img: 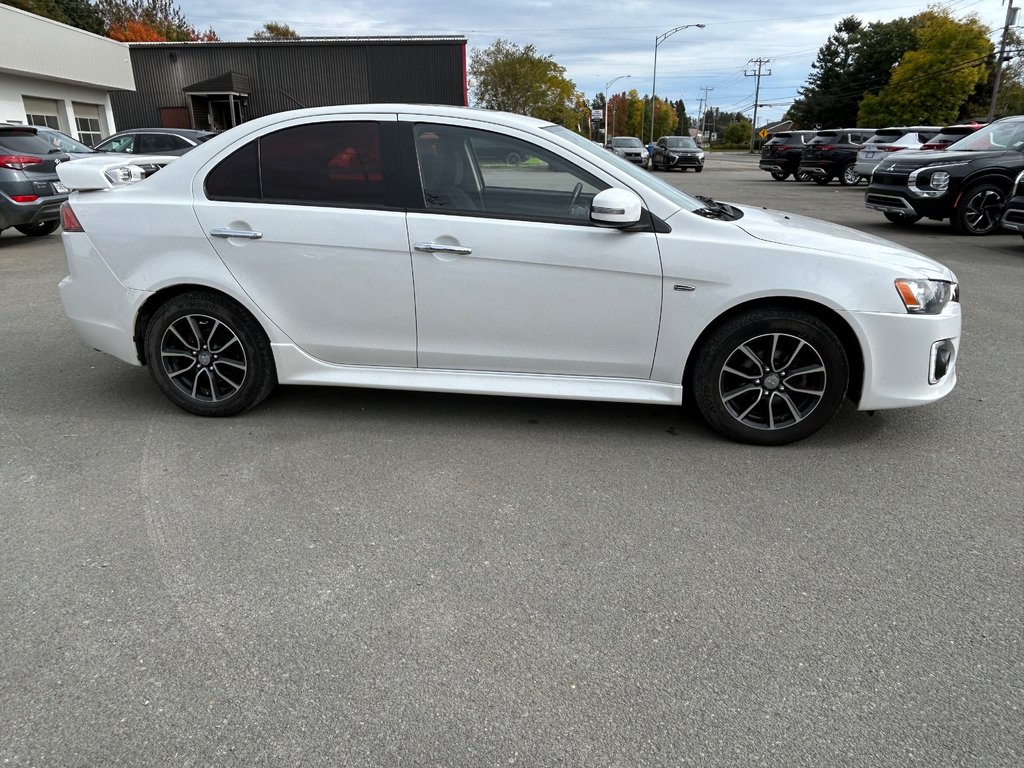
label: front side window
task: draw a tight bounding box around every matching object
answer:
[413,123,606,222]
[206,121,391,207]
[97,135,136,153]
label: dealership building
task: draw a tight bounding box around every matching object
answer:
[2,4,468,145]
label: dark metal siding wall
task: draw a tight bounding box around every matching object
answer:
[111,40,466,129]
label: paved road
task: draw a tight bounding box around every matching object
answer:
[1,160,1020,767]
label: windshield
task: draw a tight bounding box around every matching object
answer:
[545,126,703,212]
[665,137,696,149]
[946,120,1024,151]
[611,137,643,148]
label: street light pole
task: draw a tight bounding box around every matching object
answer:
[650,23,705,145]
[604,74,631,145]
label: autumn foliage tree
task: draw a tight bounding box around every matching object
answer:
[94,0,216,41]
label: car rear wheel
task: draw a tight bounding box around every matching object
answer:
[883,212,923,226]
[15,221,60,237]
[811,175,832,186]
[145,292,276,417]
[796,171,812,182]
[951,183,1006,235]
[692,309,849,445]
[839,164,861,186]
[770,171,790,181]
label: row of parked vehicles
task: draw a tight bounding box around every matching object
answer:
[0,123,214,239]
[761,117,1024,236]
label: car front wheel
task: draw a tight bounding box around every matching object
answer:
[811,175,832,186]
[145,292,276,416]
[15,221,60,236]
[951,183,1006,235]
[770,171,789,181]
[692,309,849,445]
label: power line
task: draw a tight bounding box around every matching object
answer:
[745,58,772,150]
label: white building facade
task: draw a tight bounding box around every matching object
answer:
[0,5,135,145]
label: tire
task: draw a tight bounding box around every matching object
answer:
[883,211,922,226]
[504,152,522,165]
[770,171,790,181]
[15,220,60,237]
[694,167,703,173]
[812,175,832,186]
[691,309,849,445]
[796,171,812,182]
[838,164,861,186]
[950,182,1006,235]
[144,291,276,417]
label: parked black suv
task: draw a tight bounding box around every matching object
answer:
[0,124,69,239]
[798,128,876,186]
[865,116,1024,235]
[758,130,818,180]
[651,135,704,172]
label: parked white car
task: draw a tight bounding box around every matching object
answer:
[853,126,942,181]
[56,104,960,445]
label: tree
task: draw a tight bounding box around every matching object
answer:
[857,10,992,126]
[94,0,216,41]
[2,0,105,34]
[250,21,299,40]
[107,17,163,40]
[469,39,583,131]
[787,17,863,128]
[723,118,752,145]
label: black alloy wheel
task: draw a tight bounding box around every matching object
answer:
[692,309,849,445]
[145,292,276,416]
[15,221,60,236]
[811,175,832,186]
[770,171,790,181]
[951,183,1006,235]
[796,171,813,182]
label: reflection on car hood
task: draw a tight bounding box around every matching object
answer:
[732,205,954,279]
[874,148,1016,171]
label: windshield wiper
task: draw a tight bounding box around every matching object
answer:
[694,195,742,221]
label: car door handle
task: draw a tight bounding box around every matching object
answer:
[210,227,263,240]
[414,242,472,255]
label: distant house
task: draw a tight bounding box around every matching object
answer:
[0,5,135,144]
[112,37,468,132]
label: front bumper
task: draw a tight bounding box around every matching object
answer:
[665,154,704,169]
[58,231,148,366]
[846,304,961,410]
[1000,196,1024,232]
[865,182,950,219]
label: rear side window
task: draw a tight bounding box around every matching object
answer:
[138,133,189,153]
[0,129,55,154]
[205,121,393,207]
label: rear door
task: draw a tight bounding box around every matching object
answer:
[192,115,417,367]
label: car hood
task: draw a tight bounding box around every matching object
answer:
[876,148,1018,170]
[731,205,954,279]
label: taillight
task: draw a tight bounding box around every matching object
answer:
[61,202,84,232]
[880,145,903,152]
[11,195,39,203]
[814,145,835,151]
[0,155,44,170]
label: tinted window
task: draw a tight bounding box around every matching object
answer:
[414,123,607,222]
[0,129,56,154]
[205,121,389,207]
[139,133,189,153]
[206,139,259,200]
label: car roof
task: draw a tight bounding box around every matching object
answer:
[873,126,942,136]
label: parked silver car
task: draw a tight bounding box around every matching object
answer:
[853,126,942,181]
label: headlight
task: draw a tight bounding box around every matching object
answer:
[895,279,958,314]
[929,171,950,191]
[697,151,705,159]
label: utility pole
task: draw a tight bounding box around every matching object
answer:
[698,85,713,144]
[988,1,1019,122]
[745,58,771,152]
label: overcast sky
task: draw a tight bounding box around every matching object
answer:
[176,0,1009,126]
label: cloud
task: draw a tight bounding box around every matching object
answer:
[176,1,1005,124]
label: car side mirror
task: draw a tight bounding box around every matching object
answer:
[590,188,643,228]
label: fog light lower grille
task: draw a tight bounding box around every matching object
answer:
[930,339,956,384]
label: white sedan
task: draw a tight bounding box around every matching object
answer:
[56,104,960,445]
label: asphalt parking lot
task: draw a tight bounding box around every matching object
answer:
[1,155,1020,767]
